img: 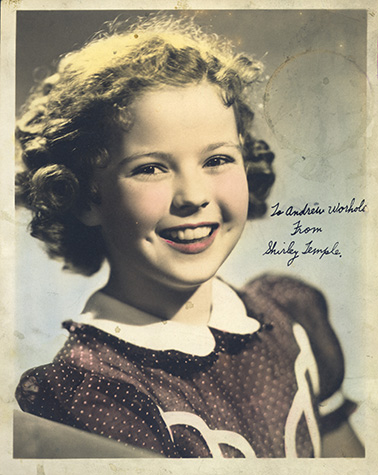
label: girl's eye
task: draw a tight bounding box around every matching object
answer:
[131,164,167,178]
[204,155,234,168]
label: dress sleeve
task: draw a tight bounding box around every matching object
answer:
[15,364,178,457]
[243,274,358,435]
[16,364,84,427]
[245,274,345,401]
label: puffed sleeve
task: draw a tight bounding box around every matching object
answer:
[242,274,357,434]
[16,364,178,457]
[246,274,344,399]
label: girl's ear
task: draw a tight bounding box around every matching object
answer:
[76,205,102,227]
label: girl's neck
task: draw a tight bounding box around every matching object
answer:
[102,271,213,326]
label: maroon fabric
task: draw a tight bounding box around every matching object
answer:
[16,275,344,458]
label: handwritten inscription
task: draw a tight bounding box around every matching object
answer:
[263,240,341,266]
[263,241,299,266]
[263,198,366,266]
[291,220,322,236]
[270,198,366,218]
[271,202,325,217]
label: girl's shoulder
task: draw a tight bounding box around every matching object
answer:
[15,361,85,426]
[15,359,178,456]
[239,273,344,401]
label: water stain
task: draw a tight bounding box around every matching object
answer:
[263,49,369,161]
[36,464,46,475]
[0,211,14,224]
[3,0,21,7]
[174,0,189,10]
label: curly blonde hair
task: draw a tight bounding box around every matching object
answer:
[16,13,275,275]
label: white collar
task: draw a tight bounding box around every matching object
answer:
[80,278,260,357]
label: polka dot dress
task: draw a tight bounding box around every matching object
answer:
[16,275,344,458]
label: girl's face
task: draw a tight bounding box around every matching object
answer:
[92,83,249,291]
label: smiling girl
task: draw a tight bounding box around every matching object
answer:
[15,13,362,458]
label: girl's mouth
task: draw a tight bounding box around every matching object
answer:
[159,224,219,254]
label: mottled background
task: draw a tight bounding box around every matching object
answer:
[15,10,367,441]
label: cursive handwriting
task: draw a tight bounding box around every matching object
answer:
[263,241,299,266]
[291,220,322,236]
[302,240,342,259]
[263,240,342,266]
[328,198,367,214]
[270,198,367,218]
[265,197,364,266]
[271,202,324,217]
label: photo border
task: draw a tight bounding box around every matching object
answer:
[1,1,377,473]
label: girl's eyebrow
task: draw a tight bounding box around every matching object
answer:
[118,152,173,167]
[118,142,242,167]
[200,142,243,154]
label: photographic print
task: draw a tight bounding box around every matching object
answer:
[1,1,377,473]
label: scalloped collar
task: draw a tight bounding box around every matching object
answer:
[80,278,260,357]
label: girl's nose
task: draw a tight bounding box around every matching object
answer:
[171,172,210,213]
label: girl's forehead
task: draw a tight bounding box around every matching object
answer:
[128,83,237,128]
[122,84,239,148]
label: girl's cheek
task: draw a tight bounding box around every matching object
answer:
[218,169,249,216]
[117,183,171,223]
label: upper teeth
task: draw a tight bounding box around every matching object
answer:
[167,226,212,241]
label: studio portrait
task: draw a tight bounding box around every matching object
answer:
[1,5,372,468]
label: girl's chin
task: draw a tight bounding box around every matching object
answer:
[137,262,219,292]
[107,232,238,290]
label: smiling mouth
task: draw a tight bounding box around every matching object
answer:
[159,224,219,243]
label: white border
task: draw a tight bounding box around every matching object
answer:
[1,0,377,473]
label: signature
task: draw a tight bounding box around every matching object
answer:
[263,240,342,266]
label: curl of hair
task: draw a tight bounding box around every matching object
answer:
[16,13,275,275]
[244,138,275,219]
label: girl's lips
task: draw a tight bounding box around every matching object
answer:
[159,223,219,254]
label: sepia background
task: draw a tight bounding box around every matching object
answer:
[15,9,367,443]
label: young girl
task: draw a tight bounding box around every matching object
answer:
[15,13,361,458]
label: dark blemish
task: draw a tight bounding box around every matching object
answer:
[302,156,306,160]
[113,51,117,55]
[369,11,375,17]
[134,34,139,39]
[14,331,25,340]
[258,323,274,332]
[323,77,329,85]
